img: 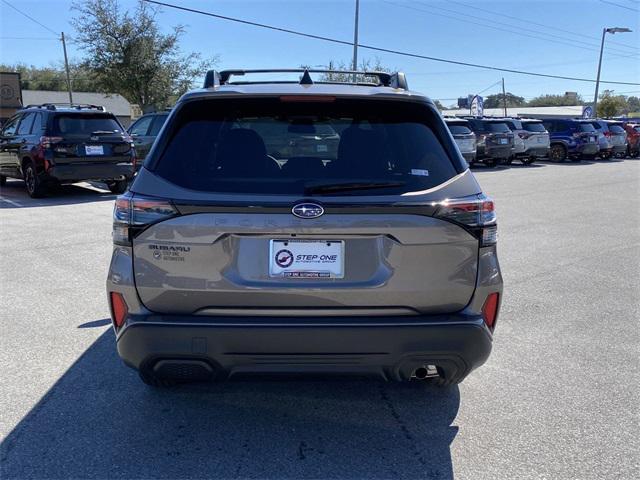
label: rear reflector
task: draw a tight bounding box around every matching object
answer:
[482,292,499,330]
[109,292,128,328]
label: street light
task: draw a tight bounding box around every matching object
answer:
[593,27,632,117]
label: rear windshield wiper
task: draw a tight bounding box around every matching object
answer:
[304,181,405,194]
[91,130,120,135]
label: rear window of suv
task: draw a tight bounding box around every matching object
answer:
[153,98,458,196]
[53,114,122,136]
[485,122,511,133]
[446,123,473,135]
[608,124,625,134]
[523,122,546,133]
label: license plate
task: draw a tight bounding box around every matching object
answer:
[537,136,545,143]
[269,239,344,278]
[590,136,596,143]
[85,145,104,155]
[499,138,508,145]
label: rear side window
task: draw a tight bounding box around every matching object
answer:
[53,114,122,136]
[129,116,153,136]
[17,113,35,134]
[31,113,44,134]
[446,123,472,135]
[523,122,546,133]
[153,98,458,196]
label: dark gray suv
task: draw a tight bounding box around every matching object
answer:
[107,69,503,387]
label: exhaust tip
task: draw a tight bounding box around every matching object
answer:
[411,364,439,380]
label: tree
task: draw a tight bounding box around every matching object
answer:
[527,93,583,107]
[312,58,392,83]
[597,90,627,118]
[71,0,216,111]
[625,96,640,114]
[484,92,526,109]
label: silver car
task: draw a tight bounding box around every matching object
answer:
[107,69,503,387]
[444,118,476,165]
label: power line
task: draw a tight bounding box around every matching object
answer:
[1,0,59,36]
[398,0,638,59]
[143,0,640,86]
[0,36,59,40]
[450,0,639,53]
[599,0,639,11]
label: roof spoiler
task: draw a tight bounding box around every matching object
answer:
[203,68,408,90]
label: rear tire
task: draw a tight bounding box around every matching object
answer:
[549,144,566,162]
[23,161,47,198]
[0,175,6,186]
[484,159,498,168]
[521,156,535,165]
[107,179,128,194]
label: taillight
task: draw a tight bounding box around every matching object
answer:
[477,134,486,145]
[113,194,178,245]
[518,132,532,139]
[39,136,63,149]
[109,292,128,329]
[604,131,612,138]
[433,194,497,246]
[482,292,499,330]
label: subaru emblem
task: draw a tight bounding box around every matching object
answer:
[292,202,324,219]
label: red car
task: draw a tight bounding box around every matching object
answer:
[622,121,640,157]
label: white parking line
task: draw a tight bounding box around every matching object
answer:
[0,196,22,207]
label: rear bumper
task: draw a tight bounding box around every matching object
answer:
[116,314,493,384]
[611,144,627,154]
[524,146,549,157]
[573,143,599,156]
[483,145,512,159]
[48,162,134,182]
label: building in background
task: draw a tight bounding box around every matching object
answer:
[443,105,585,118]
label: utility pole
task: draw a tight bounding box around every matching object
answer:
[352,0,359,83]
[502,77,507,117]
[61,32,73,105]
[593,27,632,118]
[593,28,606,119]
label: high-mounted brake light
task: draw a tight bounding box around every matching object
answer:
[433,194,497,246]
[279,95,336,102]
[112,194,178,245]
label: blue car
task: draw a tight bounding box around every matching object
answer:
[541,118,599,162]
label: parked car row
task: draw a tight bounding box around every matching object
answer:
[445,115,639,167]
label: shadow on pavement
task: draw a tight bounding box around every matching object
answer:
[0,180,116,209]
[0,329,460,479]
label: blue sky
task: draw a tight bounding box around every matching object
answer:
[1,0,639,106]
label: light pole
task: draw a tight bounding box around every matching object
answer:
[352,0,360,83]
[593,27,632,118]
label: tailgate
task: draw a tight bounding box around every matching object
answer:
[132,213,479,316]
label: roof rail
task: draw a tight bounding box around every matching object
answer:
[23,103,105,111]
[203,68,409,90]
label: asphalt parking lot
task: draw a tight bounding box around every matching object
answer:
[1,158,638,480]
